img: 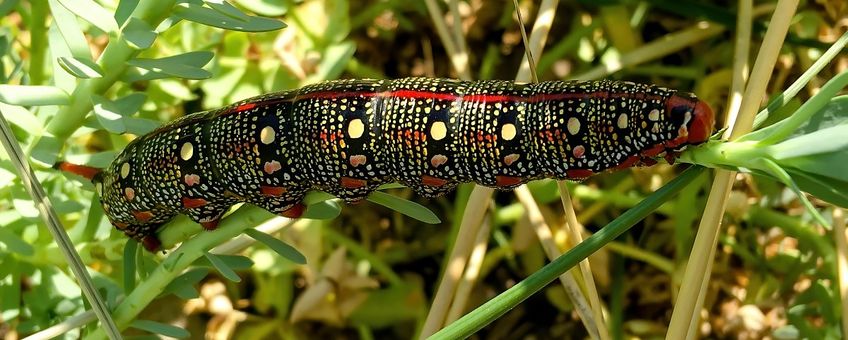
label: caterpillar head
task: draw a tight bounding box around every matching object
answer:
[666,92,715,145]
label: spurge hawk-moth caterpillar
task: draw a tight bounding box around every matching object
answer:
[59,77,715,251]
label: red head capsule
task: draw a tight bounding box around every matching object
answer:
[666,93,715,145]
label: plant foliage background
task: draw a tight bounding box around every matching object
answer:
[0,0,847,339]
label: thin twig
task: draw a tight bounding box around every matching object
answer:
[0,110,121,339]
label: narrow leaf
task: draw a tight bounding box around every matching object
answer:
[205,0,251,21]
[130,320,190,338]
[48,0,91,59]
[174,3,286,32]
[127,51,214,80]
[0,103,42,134]
[0,85,70,106]
[245,229,306,264]
[771,125,848,159]
[57,0,120,33]
[760,158,830,227]
[302,199,341,220]
[367,191,441,224]
[162,268,209,298]
[122,240,137,292]
[58,56,103,78]
[232,0,287,16]
[0,228,34,256]
[786,168,848,208]
[203,251,241,282]
[114,0,139,26]
[92,96,126,133]
[122,17,156,50]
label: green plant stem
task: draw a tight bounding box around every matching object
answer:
[757,70,848,145]
[30,0,178,163]
[752,30,848,129]
[28,0,48,85]
[85,206,275,340]
[428,167,705,339]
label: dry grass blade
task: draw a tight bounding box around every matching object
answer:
[835,208,848,338]
[514,186,601,340]
[666,0,799,338]
[445,211,492,323]
[0,112,121,338]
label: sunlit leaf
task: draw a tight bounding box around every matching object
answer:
[58,56,103,78]
[232,0,287,16]
[48,0,91,59]
[127,51,214,80]
[57,0,120,33]
[205,0,250,22]
[174,3,286,32]
[0,85,70,106]
[0,103,42,134]
[92,96,126,134]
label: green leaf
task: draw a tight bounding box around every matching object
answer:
[244,229,306,264]
[57,56,103,78]
[90,93,146,134]
[130,320,191,338]
[124,118,160,135]
[770,125,848,159]
[114,0,138,26]
[0,85,70,106]
[127,51,214,80]
[232,0,287,16]
[0,103,43,134]
[0,228,34,256]
[785,168,848,208]
[92,96,126,133]
[367,191,441,224]
[174,3,286,32]
[760,158,830,227]
[122,240,137,292]
[162,268,208,299]
[122,17,157,50]
[203,251,242,282]
[57,0,120,33]
[48,0,91,59]
[302,199,341,220]
[205,0,251,22]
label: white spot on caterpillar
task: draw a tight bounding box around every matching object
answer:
[431,121,447,140]
[180,142,194,161]
[617,114,628,129]
[120,162,130,179]
[649,109,660,121]
[260,126,276,145]
[567,118,581,135]
[348,119,365,139]
[501,123,517,141]
[124,187,135,201]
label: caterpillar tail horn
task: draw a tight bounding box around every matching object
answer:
[54,162,103,181]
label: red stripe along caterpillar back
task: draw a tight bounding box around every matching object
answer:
[62,77,714,251]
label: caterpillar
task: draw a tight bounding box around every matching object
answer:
[60,77,714,251]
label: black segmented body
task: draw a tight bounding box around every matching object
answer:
[92,77,714,250]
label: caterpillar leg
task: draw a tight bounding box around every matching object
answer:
[183,199,236,231]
